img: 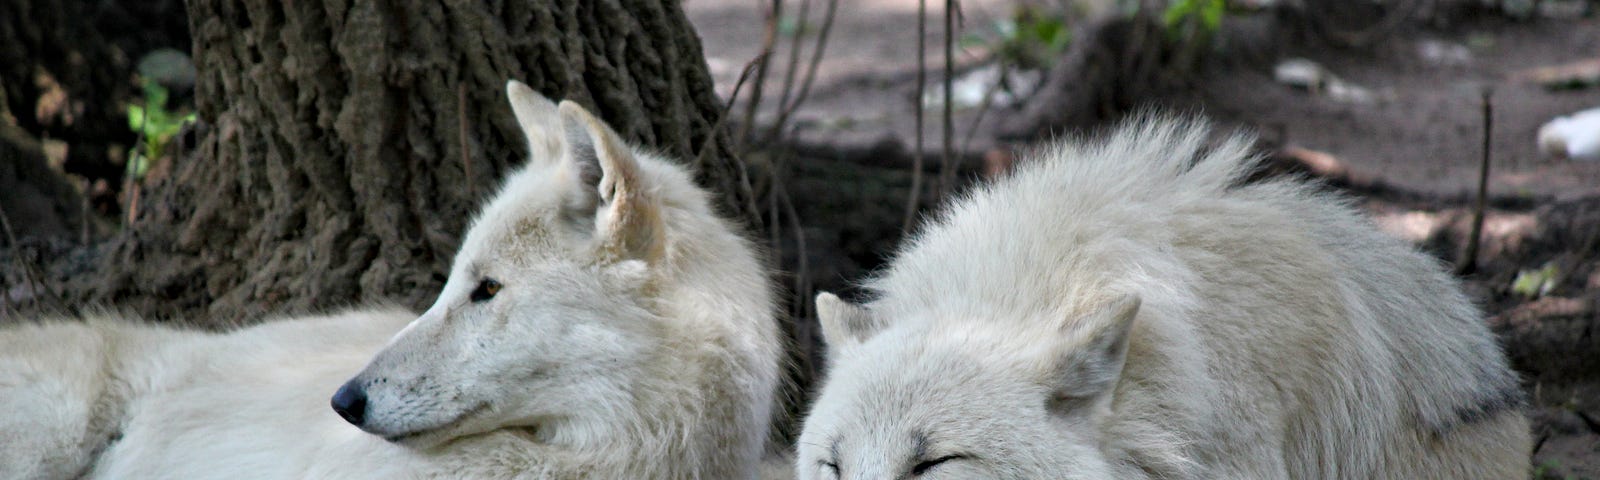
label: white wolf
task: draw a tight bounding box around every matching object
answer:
[0,81,782,479]
[797,117,1531,479]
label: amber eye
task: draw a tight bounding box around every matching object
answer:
[470,278,501,302]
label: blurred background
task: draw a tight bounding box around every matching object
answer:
[0,0,1596,475]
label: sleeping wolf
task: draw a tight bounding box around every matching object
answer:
[798,117,1530,479]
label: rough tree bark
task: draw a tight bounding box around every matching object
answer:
[57,0,761,325]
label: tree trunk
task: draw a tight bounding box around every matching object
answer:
[57,0,759,324]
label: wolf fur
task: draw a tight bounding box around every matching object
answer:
[0,81,781,479]
[798,117,1531,479]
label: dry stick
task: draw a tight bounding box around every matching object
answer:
[775,0,841,126]
[765,148,810,320]
[738,0,783,152]
[901,0,929,236]
[771,0,814,141]
[767,153,784,275]
[128,183,142,226]
[937,0,958,197]
[1457,88,1493,276]
[695,53,769,169]
[778,179,811,321]
[458,83,475,199]
[125,101,151,227]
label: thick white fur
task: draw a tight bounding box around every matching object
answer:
[798,117,1530,479]
[0,81,781,479]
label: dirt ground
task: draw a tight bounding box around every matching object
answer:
[688,1,1600,476]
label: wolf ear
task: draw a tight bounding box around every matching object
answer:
[816,292,882,351]
[1046,294,1140,417]
[556,100,664,262]
[506,80,563,161]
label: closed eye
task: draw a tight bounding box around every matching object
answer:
[470,278,501,302]
[911,454,966,475]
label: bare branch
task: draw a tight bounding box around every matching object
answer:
[738,0,783,152]
[771,0,815,141]
[902,0,929,235]
[775,0,841,127]
[1457,87,1493,276]
[938,0,959,196]
[697,53,769,168]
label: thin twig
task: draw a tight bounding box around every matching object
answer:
[767,156,784,270]
[738,0,783,152]
[775,0,841,128]
[901,0,929,235]
[1457,87,1492,276]
[125,100,151,227]
[696,53,769,169]
[938,0,959,196]
[458,83,475,199]
[1576,410,1600,436]
[771,0,815,141]
[775,176,810,321]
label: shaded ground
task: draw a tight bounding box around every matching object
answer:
[689,2,1600,477]
[1187,16,1600,201]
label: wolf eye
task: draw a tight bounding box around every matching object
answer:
[818,460,840,478]
[911,455,965,475]
[470,278,502,302]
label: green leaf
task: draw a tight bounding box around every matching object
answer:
[127,104,148,131]
[1163,0,1195,28]
[1511,263,1560,298]
[142,80,170,110]
[1201,0,1224,31]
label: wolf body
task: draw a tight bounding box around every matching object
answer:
[798,118,1530,479]
[0,81,782,479]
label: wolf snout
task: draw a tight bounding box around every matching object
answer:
[331,379,369,427]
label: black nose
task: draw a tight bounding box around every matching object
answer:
[331,380,368,427]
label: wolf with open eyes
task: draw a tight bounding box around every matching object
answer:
[798,118,1530,479]
[0,81,782,479]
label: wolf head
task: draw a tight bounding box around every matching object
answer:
[331,81,681,450]
[796,293,1142,480]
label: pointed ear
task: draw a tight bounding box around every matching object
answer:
[557,100,664,262]
[816,292,883,351]
[505,80,563,161]
[1046,294,1140,416]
